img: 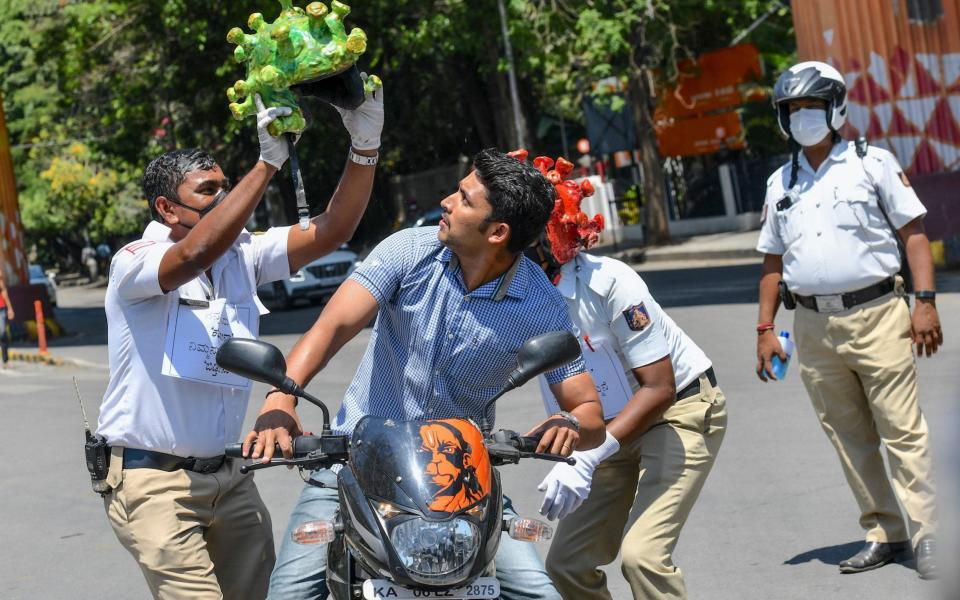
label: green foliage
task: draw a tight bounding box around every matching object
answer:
[0,0,796,269]
[521,0,794,150]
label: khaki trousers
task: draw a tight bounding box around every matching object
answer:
[103,447,275,599]
[794,294,936,547]
[546,374,726,600]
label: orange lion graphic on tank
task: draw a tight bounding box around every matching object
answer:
[417,419,492,513]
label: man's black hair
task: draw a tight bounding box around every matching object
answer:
[142,149,218,222]
[473,148,556,254]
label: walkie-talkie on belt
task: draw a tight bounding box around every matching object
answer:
[75,377,111,495]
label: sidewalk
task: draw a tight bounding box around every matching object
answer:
[601,229,762,271]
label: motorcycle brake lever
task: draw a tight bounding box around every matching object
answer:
[239,460,288,474]
[523,452,577,465]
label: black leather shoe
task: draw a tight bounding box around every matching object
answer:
[915,537,937,580]
[838,541,912,574]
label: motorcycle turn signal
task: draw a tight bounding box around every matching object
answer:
[505,517,553,542]
[291,519,337,545]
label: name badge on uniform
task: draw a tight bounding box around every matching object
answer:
[161,297,255,389]
[538,337,632,420]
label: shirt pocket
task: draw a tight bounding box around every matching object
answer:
[834,190,885,230]
[775,202,803,245]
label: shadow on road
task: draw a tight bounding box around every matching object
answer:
[638,264,760,307]
[784,541,917,571]
[638,263,960,309]
[21,264,960,346]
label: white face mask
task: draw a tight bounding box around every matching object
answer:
[789,108,830,146]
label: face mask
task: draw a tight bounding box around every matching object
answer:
[168,189,228,228]
[789,108,830,146]
[524,237,563,285]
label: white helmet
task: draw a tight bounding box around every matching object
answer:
[773,61,847,138]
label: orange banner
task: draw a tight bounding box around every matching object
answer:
[655,44,765,120]
[793,0,960,174]
[0,96,28,285]
[655,111,746,157]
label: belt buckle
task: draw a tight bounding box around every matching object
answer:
[814,294,844,313]
[193,457,223,474]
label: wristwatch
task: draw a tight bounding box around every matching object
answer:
[348,148,379,166]
[554,411,581,433]
[914,290,936,301]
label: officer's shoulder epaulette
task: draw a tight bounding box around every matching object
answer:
[251,230,267,236]
[766,169,781,188]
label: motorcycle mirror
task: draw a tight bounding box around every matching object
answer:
[507,331,582,389]
[216,339,291,390]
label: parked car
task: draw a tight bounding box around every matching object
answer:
[29,264,58,307]
[257,247,360,309]
[402,206,444,229]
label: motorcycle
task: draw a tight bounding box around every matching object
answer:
[216,331,582,600]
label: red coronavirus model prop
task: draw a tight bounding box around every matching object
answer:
[508,149,604,264]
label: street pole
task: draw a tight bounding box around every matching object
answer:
[497,0,527,149]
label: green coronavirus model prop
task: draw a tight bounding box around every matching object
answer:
[226,0,381,136]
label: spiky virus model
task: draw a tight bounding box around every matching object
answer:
[226,0,381,136]
[509,149,604,265]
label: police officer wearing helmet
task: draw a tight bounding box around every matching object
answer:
[756,61,942,579]
[528,158,726,600]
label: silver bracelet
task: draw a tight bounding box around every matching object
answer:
[348,148,378,166]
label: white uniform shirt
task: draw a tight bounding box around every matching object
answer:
[554,253,711,393]
[756,141,926,296]
[96,221,291,458]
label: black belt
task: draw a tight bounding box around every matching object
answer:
[676,368,717,401]
[794,277,895,313]
[123,448,226,474]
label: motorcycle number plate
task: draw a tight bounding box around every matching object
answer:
[362,577,500,599]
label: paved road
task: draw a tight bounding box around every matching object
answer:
[3,267,959,599]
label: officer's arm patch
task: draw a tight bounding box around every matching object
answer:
[622,303,651,332]
[898,171,911,187]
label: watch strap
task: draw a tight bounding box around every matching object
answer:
[555,410,580,433]
[914,290,936,300]
[348,148,378,166]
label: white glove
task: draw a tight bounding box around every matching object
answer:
[538,430,620,521]
[335,73,384,151]
[255,94,293,169]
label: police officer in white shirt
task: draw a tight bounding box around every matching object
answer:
[97,88,384,600]
[756,61,942,579]
[528,159,726,600]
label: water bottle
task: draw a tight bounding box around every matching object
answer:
[769,331,794,380]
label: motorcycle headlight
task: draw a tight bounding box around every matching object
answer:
[389,517,480,584]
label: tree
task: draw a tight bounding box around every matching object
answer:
[522,0,792,245]
[1,0,550,267]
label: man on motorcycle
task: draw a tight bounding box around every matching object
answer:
[248,148,606,600]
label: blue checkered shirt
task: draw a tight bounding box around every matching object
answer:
[332,226,585,436]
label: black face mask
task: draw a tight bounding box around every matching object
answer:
[168,189,228,227]
[524,236,563,285]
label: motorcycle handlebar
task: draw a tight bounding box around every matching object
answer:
[486,430,576,465]
[225,435,348,460]
[516,436,541,453]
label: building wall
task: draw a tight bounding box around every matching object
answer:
[793,0,960,245]
[0,97,28,285]
[793,0,960,174]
